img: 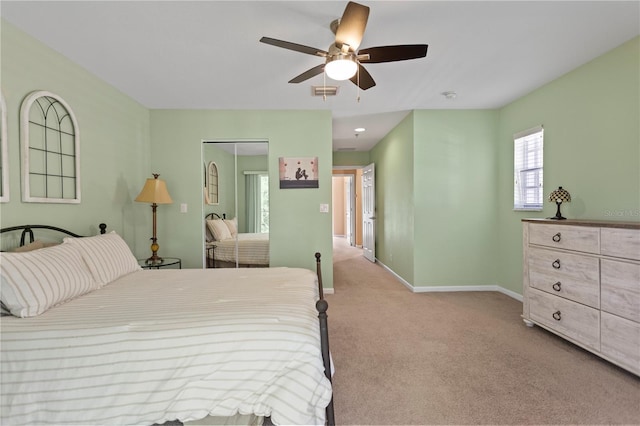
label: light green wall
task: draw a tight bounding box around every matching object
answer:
[496,36,640,294]
[149,110,334,287]
[333,150,371,167]
[0,20,151,254]
[413,110,499,286]
[370,113,415,284]
[371,110,499,288]
[370,37,637,293]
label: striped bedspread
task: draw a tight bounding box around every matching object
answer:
[211,233,269,265]
[1,268,332,426]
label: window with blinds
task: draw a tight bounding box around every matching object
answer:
[514,126,543,210]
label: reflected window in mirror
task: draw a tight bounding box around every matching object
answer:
[245,172,269,233]
[206,161,219,205]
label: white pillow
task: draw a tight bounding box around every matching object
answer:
[63,231,141,286]
[224,217,238,237]
[207,219,233,241]
[0,243,98,317]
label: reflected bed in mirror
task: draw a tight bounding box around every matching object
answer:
[205,213,269,268]
[202,141,269,268]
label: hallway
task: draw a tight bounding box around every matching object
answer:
[332,236,363,264]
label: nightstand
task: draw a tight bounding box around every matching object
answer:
[138,257,182,269]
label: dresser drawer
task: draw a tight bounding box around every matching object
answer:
[529,224,600,253]
[528,247,600,308]
[529,288,600,351]
[601,259,640,323]
[601,311,640,376]
[601,228,640,261]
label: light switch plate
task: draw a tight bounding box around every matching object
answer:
[320,203,329,213]
[180,203,188,213]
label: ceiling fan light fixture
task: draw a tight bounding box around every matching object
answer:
[325,53,358,81]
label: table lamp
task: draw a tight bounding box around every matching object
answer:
[135,173,173,263]
[548,186,571,220]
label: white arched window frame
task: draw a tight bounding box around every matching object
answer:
[0,92,9,203]
[20,91,81,203]
[206,161,219,205]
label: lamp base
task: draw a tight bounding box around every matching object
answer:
[547,201,566,220]
[145,255,164,265]
[146,241,162,264]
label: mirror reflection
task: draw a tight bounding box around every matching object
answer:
[202,141,269,268]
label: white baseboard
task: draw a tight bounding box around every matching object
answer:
[376,259,523,302]
[323,287,335,295]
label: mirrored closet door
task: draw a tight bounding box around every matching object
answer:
[202,141,269,268]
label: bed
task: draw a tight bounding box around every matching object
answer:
[205,213,269,268]
[0,224,334,426]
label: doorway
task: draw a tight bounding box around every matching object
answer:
[332,168,363,248]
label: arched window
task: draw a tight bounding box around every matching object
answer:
[20,91,80,203]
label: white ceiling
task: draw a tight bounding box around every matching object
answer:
[2,1,638,151]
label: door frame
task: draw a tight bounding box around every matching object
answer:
[332,165,370,253]
[331,173,356,245]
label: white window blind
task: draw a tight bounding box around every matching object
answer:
[514,125,544,210]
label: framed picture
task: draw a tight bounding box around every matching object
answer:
[279,157,319,189]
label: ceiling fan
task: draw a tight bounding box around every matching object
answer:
[260,1,428,90]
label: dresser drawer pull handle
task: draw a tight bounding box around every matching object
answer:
[552,311,562,321]
[552,259,561,269]
[552,282,562,291]
[552,232,561,242]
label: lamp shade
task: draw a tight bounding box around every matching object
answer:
[135,174,173,204]
[325,54,358,81]
[548,186,571,204]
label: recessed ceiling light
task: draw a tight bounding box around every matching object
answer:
[441,91,457,100]
[354,127,365,132]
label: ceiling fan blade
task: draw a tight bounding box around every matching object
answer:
[335,1,370,51]
[260,37,328,57]
[358,45,428,63]
[349,63,376,90]
[289,64,326,84]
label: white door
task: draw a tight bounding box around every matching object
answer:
[362,163,376,262]
[344,176,354,246]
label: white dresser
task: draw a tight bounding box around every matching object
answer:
[522,219,640,375]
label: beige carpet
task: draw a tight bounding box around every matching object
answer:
[326,237,640,425]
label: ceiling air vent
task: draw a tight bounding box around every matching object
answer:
[312,86,339,97]
[337,147,356,151]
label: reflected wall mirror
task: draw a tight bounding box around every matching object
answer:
[202,140,269,269]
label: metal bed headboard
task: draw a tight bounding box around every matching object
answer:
[205,212,225,220]
[0,223,107,248]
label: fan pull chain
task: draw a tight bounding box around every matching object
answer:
[323,71,327,102]
[357,65,361,103]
